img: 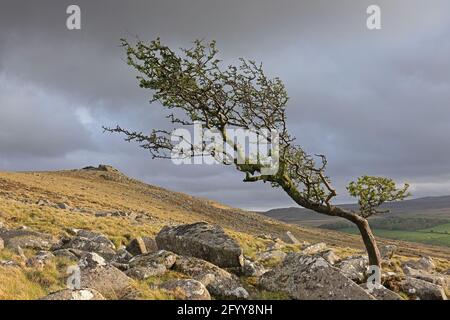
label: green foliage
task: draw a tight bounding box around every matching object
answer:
[347,176,410,217]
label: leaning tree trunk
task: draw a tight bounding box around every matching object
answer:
[353,217,382,269]
[279,176,382,269]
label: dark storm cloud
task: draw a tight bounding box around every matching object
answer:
[1,0,450,209]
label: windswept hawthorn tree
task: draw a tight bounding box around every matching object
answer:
[105,38,410,270]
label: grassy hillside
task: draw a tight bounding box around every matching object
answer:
[1,166,449,259]
[1,166,450,299]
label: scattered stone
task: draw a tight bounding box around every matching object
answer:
[36,199,51,206]
[56,202,70,210]
[26,251,55,270]
[53,230,116,261]
[302,242,328,255]
[16,245,27,260]
[0,260,20,267]
[41,289,106,300]
[83,164,120,172]
[0,227,56,250]
[380,245,397,260]
[285,231,300,245]
[156,222,244,268]
[0,237,4,250]
[112,248,133,264]
[95,211,128,218]
[257,234,276,241]
[359,283,403,300]
[403,256,435,273]
[266,241,284,251]
[402,266,448,289]
[242,258,266,277]
[160,279,211,300]
[125,250,178,280]
[142,236,158,252]
[79,252,107,269]
[126,237,148,256]
[173,255,249,299]
[321,250,340,265]
[112,262,130,271]
[400,277,447,300]
[78,253,133,299]
[259,253,374,300]
[336,256,368,283]
[53,248,83,260]
[256,250,287,263]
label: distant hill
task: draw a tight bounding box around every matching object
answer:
[262,195,450,226]
[261,196,450,247]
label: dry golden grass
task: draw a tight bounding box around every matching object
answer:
[0,167,449,300]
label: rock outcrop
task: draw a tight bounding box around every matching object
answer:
[259,253,375,300]
[335,255,368,283]
[173,255,249,299]
[400,277,447,300]
[53,229,116,261]
[126,237,158,256]
[41,289,106,300]
[125,250,178,280]
[77,252,134,299]
[0,227,56,250]
[160,279,211,300]
[156,222,244,268]
[359,283,403,300]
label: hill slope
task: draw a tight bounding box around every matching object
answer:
[0,165,449,261]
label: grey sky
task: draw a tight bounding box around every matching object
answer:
[1,0,449,210]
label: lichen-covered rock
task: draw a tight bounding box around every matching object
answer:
[0,260,20,268]
[402,266,449,290]
[259,253,375,300]
[336,256,368,283]
[125,250,178,280]
[77,252,133,299]
[156,222,243,268]
[80,265,133,299]
[403,256,435,273]
[53,229,116,261]
[302,242,327,255]
[173,255,249,299]
[0,227,56,250]
[26,251,55,270]
[160,279,211,300]
[321,250,340,265]
[79,252,107,268]
[256,249,286,263]
[126,237,158,256]
[380,245,397,260]
[285,231,300,245]
[359,283,403,300]
[52,248,84,260]
[112,247,133,264]
[41,289,106,300]
[242,258,266,277]
[400,277,447,300]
